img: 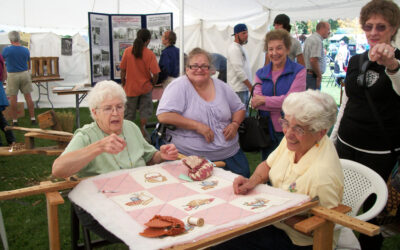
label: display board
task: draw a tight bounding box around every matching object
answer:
[88,12,173,85]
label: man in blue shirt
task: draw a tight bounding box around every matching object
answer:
[157,30,179,88]
[2,31,36,125]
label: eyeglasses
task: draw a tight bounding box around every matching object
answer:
[279,118,310,137]
[362,23,387,32]
[96,104,125,114]
[188,64,210,70]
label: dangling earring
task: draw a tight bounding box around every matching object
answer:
[315,141,319,147]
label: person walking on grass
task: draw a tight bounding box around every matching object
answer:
[2,30,36,126]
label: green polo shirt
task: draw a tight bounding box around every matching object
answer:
[62,120,157,177]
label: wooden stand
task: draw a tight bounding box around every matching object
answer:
[30,57,64,108]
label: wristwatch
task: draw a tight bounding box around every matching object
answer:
[386,60,400,74]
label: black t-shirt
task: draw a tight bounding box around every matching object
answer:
[338,50,400,151]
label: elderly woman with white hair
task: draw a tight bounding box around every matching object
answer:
[52,80,178,178]
[52,80,178,244]
[214,90,344,250]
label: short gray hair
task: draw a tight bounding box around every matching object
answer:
[87,80,127,120]
[282,90,337,132]
[8,31,20,43]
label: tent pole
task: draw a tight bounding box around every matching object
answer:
[179,0,184,76]
[23,0,26,27]
[200,19,204,48]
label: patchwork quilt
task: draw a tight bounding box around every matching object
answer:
[69,160,310,249]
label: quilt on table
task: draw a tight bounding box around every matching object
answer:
[69,160,310,249]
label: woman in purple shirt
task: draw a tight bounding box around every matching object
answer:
[252,29,306,160]
[157,48,250,177]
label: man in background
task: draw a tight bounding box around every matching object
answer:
[303,21,331,89]
[211,53,227,82]
[265,14,305,66]
[227,23,252,108]
[2,30,36,126]
[157,30,179,89]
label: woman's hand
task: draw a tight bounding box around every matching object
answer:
[99,133,127,154]
[160,144,179,161]
[223,122,239,141]
[233,176,257,195]
[196,123,215,143]
[369,43,398,69]
[251,95,266,108]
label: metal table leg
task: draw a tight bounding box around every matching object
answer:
[35,82,54,109]
[75,93,87,128]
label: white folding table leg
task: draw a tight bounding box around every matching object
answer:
[0,208,9,250]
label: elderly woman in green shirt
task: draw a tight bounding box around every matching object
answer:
[52,80,178,178]
[52,80,178,244]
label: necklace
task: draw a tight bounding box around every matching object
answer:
[101,130,134,169]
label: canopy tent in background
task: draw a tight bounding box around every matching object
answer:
[1,0,400,108]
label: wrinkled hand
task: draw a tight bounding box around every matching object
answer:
[233,176,256,195]
[99,133,126,154]
[251,95,265,108]
[196,122,214,143]
[223,123,239,141]
[160,144,179,161]
[369,43,397,68]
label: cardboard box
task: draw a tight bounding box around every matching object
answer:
[2,102,25,121]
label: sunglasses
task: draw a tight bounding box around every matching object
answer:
[362,23,387,32]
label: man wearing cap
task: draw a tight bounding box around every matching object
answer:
[265,14,305,66]
[227,24,252,108]
[303,21,331,89]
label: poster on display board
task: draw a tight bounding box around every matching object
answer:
[89,13,111,83]
[88,12,173,85]
[111,15,142,79]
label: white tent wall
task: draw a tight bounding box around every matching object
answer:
[0,32,91,108]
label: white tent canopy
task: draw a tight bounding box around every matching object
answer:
[1,0,399,108]
[0,0,384,32]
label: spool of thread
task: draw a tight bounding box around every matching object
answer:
[187,216,204,227]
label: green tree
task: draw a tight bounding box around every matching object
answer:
[328,19,340,33]
[295,21,309,34]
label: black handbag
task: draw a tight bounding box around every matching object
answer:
[238,83,271,152]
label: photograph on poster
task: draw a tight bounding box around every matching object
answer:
[93,64,102,77]
[93,53,101,62]
[101,50,110,61]
[102,65,110,76]
[61,38,72,56]
[92,27,101,45]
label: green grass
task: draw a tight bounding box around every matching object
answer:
[1,81,399,249]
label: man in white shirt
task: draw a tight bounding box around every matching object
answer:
[227,24,252,108]
[303,21,331,90]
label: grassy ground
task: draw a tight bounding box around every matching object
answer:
[0,76,399,249]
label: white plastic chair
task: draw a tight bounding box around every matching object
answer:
[336,159,388,250]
